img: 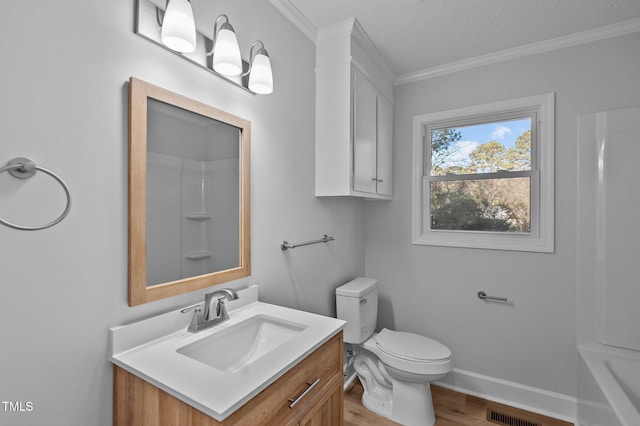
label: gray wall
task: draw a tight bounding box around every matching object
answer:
[0,1,363,425]
[365,32,640,397]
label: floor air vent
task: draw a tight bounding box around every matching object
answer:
[487,408,541,426]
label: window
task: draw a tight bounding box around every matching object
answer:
[412,94,554,252]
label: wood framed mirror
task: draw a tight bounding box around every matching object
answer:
[128,77,250,306]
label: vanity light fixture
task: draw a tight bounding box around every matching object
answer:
[155,2,273,94]
[245,41,273,95]
[160,0,197,53]
[207,14,243,76]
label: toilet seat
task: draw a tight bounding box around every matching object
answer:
[376,328,451,362]
[363,329,453,376]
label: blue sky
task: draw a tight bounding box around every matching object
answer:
[459,118,531,149]
[436,118,531,168]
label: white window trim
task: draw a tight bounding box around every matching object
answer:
[412,93,555,252]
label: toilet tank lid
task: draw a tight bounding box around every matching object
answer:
[336,277,378,297]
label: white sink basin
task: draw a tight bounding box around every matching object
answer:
[177,315,307,373]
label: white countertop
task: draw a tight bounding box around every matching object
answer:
[109,286,345,421]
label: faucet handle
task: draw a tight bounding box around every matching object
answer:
[204,288,238,320]
[187,308,202,333]
[216,299,229,320]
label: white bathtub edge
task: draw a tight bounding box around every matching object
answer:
[435,367,577,424]
[578,343,640,426]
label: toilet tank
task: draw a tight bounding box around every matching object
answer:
[335,277,378,344]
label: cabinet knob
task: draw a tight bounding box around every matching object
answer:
[377,178,384,183]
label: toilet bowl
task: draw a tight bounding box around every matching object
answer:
[336,278,452,426]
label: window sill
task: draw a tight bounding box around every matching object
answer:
[412,230,554,253]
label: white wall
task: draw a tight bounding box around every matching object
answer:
[364,32,640,399]
[0,1,364,425]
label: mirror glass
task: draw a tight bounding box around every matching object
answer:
[128,77,251,306]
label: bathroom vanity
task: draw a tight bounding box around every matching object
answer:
[110,286,345,425]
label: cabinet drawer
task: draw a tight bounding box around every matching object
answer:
[225,332,343,425]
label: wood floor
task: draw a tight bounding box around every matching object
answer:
[344,379,572,426]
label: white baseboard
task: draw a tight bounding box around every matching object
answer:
[435,368,577,424]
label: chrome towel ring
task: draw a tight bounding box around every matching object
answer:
[0,157,71,230]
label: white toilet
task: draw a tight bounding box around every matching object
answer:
[336,277,452,426]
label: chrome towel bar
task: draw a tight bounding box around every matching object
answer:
[477,291,508,303]
[281,234,335,251]
[0,157,71,231]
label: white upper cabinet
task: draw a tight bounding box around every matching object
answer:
[315,19,394,199]
[375,85,393,196]
[352,67,378,194]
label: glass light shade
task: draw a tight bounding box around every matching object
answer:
[161,0,197,53]
[212,27,242,76]
[248,52,273,94]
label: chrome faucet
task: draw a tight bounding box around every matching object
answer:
[185,288,239,333]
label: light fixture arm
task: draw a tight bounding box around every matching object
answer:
[155,6,164,27]
[155,0,169,26]
[242,40,267,77]
[206,14,232,57]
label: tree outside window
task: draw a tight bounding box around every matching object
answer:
[428,118,532,233]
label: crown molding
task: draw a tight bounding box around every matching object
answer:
[269,0,318,42]
[351,18,395,82]
[396,17,640,86]
[268,3,640,87]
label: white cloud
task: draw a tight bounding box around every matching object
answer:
[449,140,479,164]
[491,125,513,140]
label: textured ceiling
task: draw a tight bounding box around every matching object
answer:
[283,0,640,77]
